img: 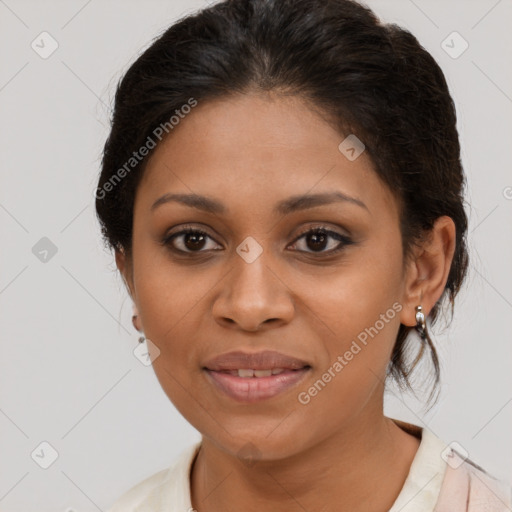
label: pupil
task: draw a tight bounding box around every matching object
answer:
[308,231,327,251]
[185,233,206,250]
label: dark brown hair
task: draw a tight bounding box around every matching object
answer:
[96,0,469,409]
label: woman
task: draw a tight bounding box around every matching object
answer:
[95,0,512,510]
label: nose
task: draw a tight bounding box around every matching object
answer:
[212,251,295,332]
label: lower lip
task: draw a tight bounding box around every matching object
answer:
[204,368,311,403]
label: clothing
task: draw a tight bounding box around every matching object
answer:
[107,418,512,511]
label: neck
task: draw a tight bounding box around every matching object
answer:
[190,411,421,512]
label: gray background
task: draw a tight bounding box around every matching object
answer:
[0,0,511,510]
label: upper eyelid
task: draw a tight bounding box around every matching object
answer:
[167,224,345,238]
[292,225,346,239]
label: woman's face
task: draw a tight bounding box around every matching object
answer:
[119,92,418,459]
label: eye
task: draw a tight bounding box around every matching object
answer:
[162,227,222,253]
[162,225,353,256]
[289,227,353,255]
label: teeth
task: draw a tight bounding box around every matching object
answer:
[235,368,287,378]
[254,369,272,377]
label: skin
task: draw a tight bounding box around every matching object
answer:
[117,91,456,512]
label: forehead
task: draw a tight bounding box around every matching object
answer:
[137,92,398,220]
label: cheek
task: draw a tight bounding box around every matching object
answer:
[131,236,210,336]
[292,241,403,407]
[295,289,402,430]
[300,244,404,349]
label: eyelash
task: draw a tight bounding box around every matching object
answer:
[161,224,354,257]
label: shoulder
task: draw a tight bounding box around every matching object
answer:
[106,441,201,512]
[435,447,512,511]
[391,420,512,512]
[465,458,512,511]
[106,467,171,512]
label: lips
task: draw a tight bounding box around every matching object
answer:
[203,350,311,372]
[219,368,289,377]
[202,350,312,402]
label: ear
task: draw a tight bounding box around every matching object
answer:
[115,248,136,302]
[399,216,456,327]
[116,248,144,332]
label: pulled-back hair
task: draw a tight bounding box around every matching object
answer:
[96,0,469,408]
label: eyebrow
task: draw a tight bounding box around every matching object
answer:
[150,191,369,215]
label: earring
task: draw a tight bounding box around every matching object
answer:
[132,310,145,344]
[415,305,427,340]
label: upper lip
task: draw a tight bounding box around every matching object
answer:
[203,350,311,371]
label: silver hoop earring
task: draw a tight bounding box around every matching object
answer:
[415,305,427,340]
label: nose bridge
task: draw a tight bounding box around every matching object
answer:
[213,240,294,329]
[233,248,272,297]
